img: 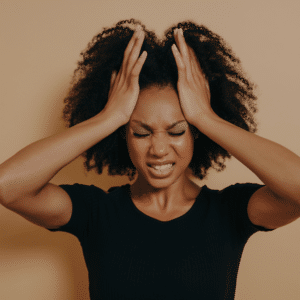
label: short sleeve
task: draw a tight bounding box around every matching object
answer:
[46,183,107,241]
[219,183,275,242]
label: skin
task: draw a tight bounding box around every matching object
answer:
[126,85,202,219]
[2,25,300,231]
[112,26,300,228]
[171,27,300,229]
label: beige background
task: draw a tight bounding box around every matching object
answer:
[1,0,300,299]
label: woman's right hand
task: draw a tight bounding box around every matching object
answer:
[103,25,147,125]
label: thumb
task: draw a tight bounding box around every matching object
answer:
[110,70,117,88]
[109,70,117,97]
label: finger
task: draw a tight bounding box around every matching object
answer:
[108,70,117,97]
[171,43,186,81]
[110,70,117,88]
[126,30,145,74]
[186,46,210,98]
[188,46,208,84]
[122,26,143,69]
[206,82,210,98]
[174,28,192,72]
[131,51,147,81]
[188,47,201,78]
[190,53,210,97]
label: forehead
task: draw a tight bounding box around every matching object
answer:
[129,86,186,128]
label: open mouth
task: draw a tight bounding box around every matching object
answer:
[147,163,175,177]
[147,163,175,170]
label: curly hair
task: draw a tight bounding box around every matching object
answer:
[62,18,258,181]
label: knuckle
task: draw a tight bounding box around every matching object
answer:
[129,76,139,87]
[186,72,193,81]
[130,69,139,77]
[179,63,186,71]
[128,53,136,64]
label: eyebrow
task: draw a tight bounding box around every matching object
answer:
[131,120,186,130]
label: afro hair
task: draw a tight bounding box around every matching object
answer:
[62,18,258,181]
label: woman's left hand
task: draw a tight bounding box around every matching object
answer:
[171,28,213,126]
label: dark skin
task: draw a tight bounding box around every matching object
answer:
[109,26,300,228]
[126,86,202,222]
[172,28,300,229]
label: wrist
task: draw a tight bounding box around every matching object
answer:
[97,109,128,128]
[191,110,221,129]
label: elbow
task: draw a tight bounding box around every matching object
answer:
[0,168,8,205]
[0,176,18,207]
[0,175,40,207]
[0,180,7,206]
[0,179,10,206]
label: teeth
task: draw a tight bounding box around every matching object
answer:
[151,163,173,170]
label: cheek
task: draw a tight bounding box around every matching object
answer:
[175,135,193,148]
[127,139,147,163]
[177,137,194,160]
[173,131,194,150]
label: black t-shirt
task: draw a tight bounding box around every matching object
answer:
[47,183,275,300]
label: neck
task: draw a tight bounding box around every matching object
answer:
[129,175,200,212]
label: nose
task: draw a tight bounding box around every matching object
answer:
[149,133,170,156]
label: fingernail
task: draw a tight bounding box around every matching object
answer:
[136,24,142,32]
[179,28,183,36]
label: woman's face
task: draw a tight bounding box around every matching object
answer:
[126,85,195,189]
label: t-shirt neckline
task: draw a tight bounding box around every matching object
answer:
[122,184,207,224]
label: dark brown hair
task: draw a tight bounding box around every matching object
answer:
[63,18,258,181]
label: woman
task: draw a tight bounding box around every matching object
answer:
[1,19,300,299]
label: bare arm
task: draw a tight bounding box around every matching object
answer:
[0,110,124,205]
[0,26,147,229]
[172,27,300,229]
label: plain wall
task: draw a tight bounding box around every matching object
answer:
[1,0,300,299]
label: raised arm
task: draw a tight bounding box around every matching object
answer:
[0,110,126,228]
[0,26,147,229]
[172,27,300,229]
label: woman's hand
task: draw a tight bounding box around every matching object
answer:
[171,28,213,127]
[104,25,147,125]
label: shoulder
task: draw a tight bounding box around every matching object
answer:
[59,183,129,199]
[216,183,277,232]
[216,182,263,198]
[200,182,263,200]
[59,183,108,201]
[207,183,276,237]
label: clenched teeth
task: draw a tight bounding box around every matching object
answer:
[150,163,173,170]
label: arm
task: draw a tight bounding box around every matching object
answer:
[0,110,124,206]
[195,113,300,229]
[196,113,300,205]
[0,26,147,229]
[172,27,300,229]
[0,111,125,228]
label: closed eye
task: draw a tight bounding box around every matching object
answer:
[133,131,185,138]
[169,132,185,136]
[133,133,149,137]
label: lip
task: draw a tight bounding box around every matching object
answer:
[147,163,175,178]
[147,161,175,167]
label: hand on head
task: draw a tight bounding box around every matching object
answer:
[105,25,213,128]
[171,28,212,126]
[105,25,147,125]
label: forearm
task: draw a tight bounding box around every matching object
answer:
[0,110,124,204]
[196,113,300,203]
